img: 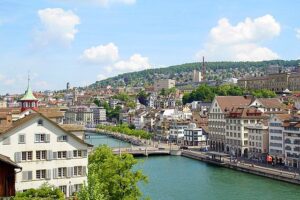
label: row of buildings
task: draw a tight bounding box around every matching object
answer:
[207,95,300,168]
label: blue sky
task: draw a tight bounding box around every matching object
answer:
[0,0,299,94]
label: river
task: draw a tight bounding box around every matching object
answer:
[86,133,300,200]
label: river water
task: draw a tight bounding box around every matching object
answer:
[86,133,300,200]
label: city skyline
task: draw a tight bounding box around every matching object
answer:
[0,0,300,94]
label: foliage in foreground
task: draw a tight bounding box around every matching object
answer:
[77,146,148,200]
[14,183,64,200]
[96,124,152,139]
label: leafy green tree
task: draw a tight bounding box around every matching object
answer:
[94,99,101,107]
[77,146,148,200]
[251,89,276,98]
[14,183,65,200]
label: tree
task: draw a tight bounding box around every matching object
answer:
[137,90,148,106]
[77,146,148,200]
[14,183,65,200]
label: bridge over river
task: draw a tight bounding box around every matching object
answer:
[111,147,181,156]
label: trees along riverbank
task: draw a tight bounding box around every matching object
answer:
[77,146,148,200]
[96,124,152,140]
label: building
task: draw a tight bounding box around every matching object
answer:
[268,114,290,165]
[90,106,106,124]
[208,96,252,152]
[0,113,92,197]
[154,79,175,92]
[282,117,300,168]
[169,121,189,143]
[19,81,38,112]
[192,70,202,82]
[0,154,21,197]
[238,70,300,92]
[225,107,266,157]
[247,123,269,159]
[184,123,207,146]
[64,106,94,126]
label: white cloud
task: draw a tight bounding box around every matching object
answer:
[296,29,300,39]
[197,15,281,61]
[111,54,150,72]
[35,8,80,46]
[80,43,119,64]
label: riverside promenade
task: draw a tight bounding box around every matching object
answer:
[182,150,300,185]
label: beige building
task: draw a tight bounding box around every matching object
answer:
[208,96,252,152]
[247,123,269,159]
[238,72,300,92]
[224,107,267,157]
[154,79,175,92]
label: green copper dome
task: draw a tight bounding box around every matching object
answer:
[20,85,37,101]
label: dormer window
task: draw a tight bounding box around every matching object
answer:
[38,119,43,126]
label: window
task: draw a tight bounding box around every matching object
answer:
[73,184,83,192]
[58,151,67,159]
[18,134,25,144]
[36,150,46,160]
[35,134,49,143]
[58,168,67,178]
[73,166,83,176]
[38,119,43,126]
[59,185,67,195]
[58,135,68,142]
[22,151,32,161]
[36,169,46,179]
[22,171,32,181]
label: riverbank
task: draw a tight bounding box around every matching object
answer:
[182,150,300,185]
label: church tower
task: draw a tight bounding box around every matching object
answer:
[20,75,38,112]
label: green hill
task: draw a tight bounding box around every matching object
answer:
[89,59,300,88]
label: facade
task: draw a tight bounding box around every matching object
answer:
[192,70,202,82]
[91,106,106,124]
[169,122,189,143]
[268,114,288,164]
[225,107,266,157]
[184,123,207,146]
[154,79,176,92]
[282,118,300,168]
[238,71,300,92]
[208,96,252,152]
[64,106,94,125]
[0,113,91,197]
[247,123,269,159]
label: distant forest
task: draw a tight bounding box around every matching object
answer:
[89,60,300,88]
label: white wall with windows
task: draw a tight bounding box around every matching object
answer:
[0,114,90,197]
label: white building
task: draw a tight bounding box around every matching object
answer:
[169,122,189,143]
[154,79,175,92]
[192,70,202,82]
[91,106,106,124]
[268,114,289,164]
[0,113,92,197]
[184,123,207,146]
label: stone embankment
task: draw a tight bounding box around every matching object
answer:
[182,150,300,185]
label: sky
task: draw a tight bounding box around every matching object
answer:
[0,0,299,94]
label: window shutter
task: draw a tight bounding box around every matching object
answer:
[53,168,57,179]
[82,150,87,158]
[14,152,21,163]
[53,152,58,160]
[35,134,39,142]
[82,166,87,176]
[67,151,73,159]
[46,169,51,180]
[22,171,28,181]
[47,150,53,161]
[28,171,32,181]
[67,167,72,178]
[45,134,50,143]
